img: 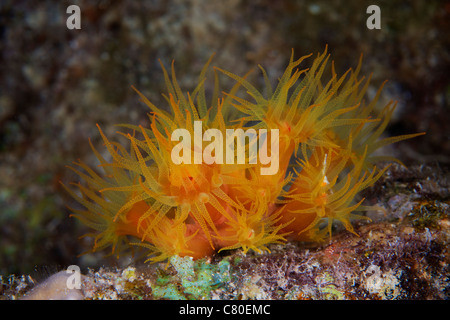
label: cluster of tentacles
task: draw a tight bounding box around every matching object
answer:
[63,48,424,262]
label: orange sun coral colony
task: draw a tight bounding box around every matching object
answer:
[63,48,425,263]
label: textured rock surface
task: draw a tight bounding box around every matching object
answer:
[2,163,448,299]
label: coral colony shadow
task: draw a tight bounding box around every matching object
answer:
[62,48,425,263]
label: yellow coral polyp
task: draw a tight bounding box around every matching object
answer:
[64,48,425,262]
[216,204,290,255]
[279,147,388,241]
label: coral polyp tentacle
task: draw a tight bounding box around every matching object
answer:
[64,48,425,262]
